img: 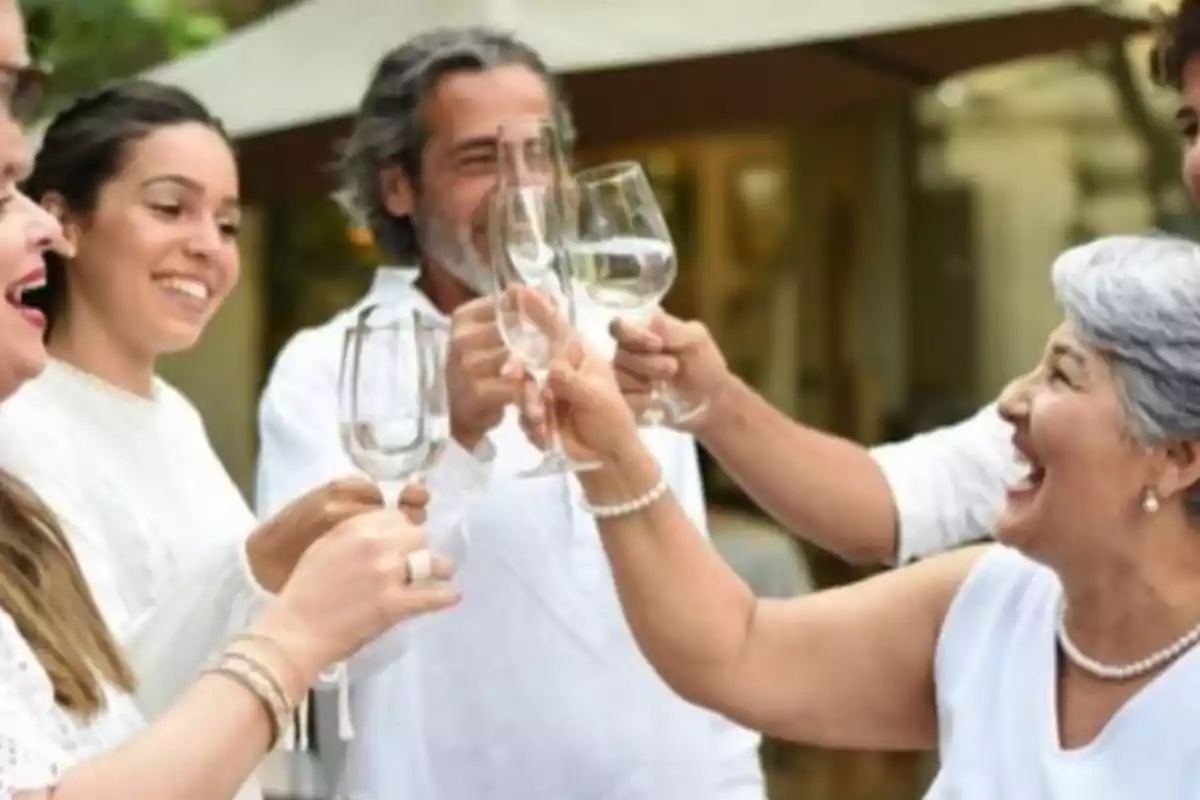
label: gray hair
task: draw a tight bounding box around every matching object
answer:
[338,27,575,264]
[1052,233,1200,516]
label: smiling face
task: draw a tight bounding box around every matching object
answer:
[995,323,1162,560]
[0,168,64,400]
[0,0,63,399]
[53,121,240,358]
[380,63,554,293]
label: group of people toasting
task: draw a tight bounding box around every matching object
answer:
[4,0,1200,797]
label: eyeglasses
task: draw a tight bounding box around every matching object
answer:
[0,62,49,125]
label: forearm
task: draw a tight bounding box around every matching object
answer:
[578,443,759,713]
[52,629,312,800]
[694,375,899,564]
[50,676,272,800]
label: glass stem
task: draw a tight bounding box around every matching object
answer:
[543,378,565,457]
[642,380,670,426]
[379,480,405,509]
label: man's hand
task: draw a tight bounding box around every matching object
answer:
[447,296,526,450]
[610,313,732,429]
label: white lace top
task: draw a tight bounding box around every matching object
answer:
[0,360,267,798]
[0,610,143,798]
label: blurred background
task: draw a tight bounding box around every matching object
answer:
[24,0,1176,796]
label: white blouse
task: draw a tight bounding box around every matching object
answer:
[0,610,143,799]
[0,360,267,798]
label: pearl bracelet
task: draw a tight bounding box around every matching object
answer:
[581,473,669,519]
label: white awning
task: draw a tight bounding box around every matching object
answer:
[130,0,1136,140]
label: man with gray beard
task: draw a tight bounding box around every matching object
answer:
[254,26,765,800]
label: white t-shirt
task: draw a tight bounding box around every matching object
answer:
[872,404,1021,563]
[928,546,1200,799]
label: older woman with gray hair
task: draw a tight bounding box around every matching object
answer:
[530,233,1200,797]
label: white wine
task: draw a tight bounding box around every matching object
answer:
[569,237,675,318]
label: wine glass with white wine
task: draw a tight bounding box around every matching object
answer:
[570,160,706,426]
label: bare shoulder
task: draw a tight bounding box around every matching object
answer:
[798,543,992,622]
[738,544,994,749]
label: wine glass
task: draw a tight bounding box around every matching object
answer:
[487,118,598,477]
[490,181,599,478]
[338,305,439,508]
[570,160,706,426]
[331,305,442,746]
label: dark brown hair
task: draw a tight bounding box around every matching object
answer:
[0,471,135,716]
[1151,0,1200,89]
[21,79,230,334]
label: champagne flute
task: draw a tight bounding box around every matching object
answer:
[338,304,437,508]
[570,160,706,426]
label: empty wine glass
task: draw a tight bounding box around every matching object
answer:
[338,305,439,507]
[487,118,598,477]
[570,160,706,426]
[490,182,599,478]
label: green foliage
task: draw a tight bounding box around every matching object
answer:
[21,0,227,102]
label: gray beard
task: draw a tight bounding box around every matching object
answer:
[413,207,492,296]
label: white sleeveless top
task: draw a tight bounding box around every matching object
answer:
[926,546,1200,799]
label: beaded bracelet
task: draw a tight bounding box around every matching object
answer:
[580,473,670,519]
[204,651,294,749]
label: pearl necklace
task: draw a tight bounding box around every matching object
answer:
[1056,603,1200,681]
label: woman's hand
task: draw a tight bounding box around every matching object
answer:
[529,333,643,465]
[246,477,429,593]
[253,509,459,680]
[505,285,640,462]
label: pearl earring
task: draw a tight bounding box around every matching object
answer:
[1143,489,1161,514]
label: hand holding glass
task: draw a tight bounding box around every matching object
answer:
[571,160,706,426]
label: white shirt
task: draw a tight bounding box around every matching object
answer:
[928,546,1200,799]
[0,360,264,799]
[0,609,144,799]
[872,404,1021,563]
[255,267,765,800]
